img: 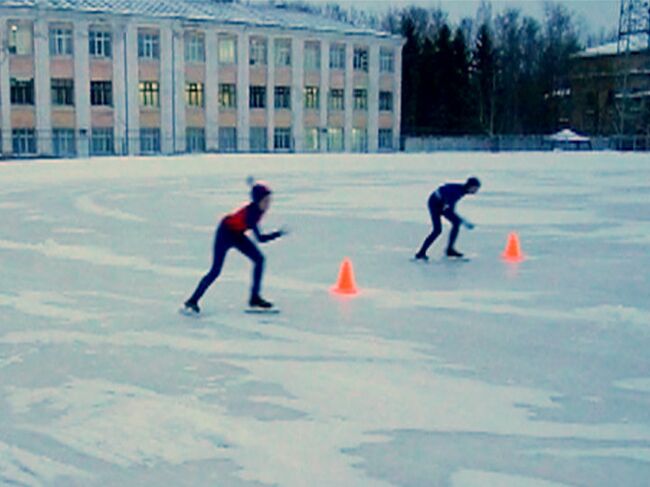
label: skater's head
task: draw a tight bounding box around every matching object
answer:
[251,182,272,210]
[464,177,481,194]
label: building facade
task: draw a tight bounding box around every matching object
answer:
[571,36,650,137]
[0,1,404,158]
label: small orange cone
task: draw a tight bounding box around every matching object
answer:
[502,232,525,262]
[331,258,358,295]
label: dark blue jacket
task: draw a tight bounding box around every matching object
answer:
[222,203,281,243]
[435,183,468,211]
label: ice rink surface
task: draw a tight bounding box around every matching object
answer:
[0,152,649,486]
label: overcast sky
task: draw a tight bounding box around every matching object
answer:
[276,1,621,33]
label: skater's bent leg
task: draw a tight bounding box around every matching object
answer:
[188,230,230,304]
[235,236,265,298]
[417,212,442,256]
[444,211,462,251]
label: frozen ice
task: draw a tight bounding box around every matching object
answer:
[0,152,649,486]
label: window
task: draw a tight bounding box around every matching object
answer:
[12,129,36,155]
[274,127,292,151]
[250,37,267,66]
[379,129,394,150]
[89,29,112,58]
[330,44,346,70]
[354,47,369,72]
[304,127,319,152]
[304,41,320,70]
[185,32,205,63]
[275,86,291,109]
[52,129,76,156]
[218,35,237,64]
[219,127,237,152]
[140,128,161,154]
[138,32,160,60]
[219,84,237,108]
[304,86,319,110]
[91,128,114,155]
[91,81,112,106]
[8,23,32,55]
[139,81,159,108]
[352,128,368,152]
[186,82,204,108]
[380,48,394,73]
[379,91,393,112]
[10,79,34,105]
[51,79,74,106]
[329,89,344,111]
[186,128,206,153]
[275,39,292,67]
[353,89,368,110]
[49,27,73,56]
[327,127,344,152]
[250,127,267,153]
[249,86,266,109]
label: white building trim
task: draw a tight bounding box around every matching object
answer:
[291,35,304,151]
[319,38,330,152]
[0,21,13,155]
[205,30,219,151]
[237,29,250,152]
[368,44,380,152]
[266,34,275,152]
[73,19,90,157]
[125,22,140,154]
[34,18,52,155]
[344,42,354,152]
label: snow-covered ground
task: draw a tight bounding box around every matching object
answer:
[1,152,649,487]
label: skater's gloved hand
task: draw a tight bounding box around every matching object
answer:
[462,219,475,230]
[278,226,290,237]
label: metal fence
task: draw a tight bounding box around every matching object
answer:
[403,135,643,152]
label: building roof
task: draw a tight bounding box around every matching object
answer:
[578,33,649,58]
[1,0,400,40]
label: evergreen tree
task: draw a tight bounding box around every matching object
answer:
[474,23,496,135]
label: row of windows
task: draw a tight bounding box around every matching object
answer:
[9,77,394,112]
[8,127,394,155]
[7,22,396,72]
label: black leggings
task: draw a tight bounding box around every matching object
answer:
[188,223,264,304]
[417,194,462,255]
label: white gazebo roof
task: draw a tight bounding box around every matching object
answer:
[546,129,591,143]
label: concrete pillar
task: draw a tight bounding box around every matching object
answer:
[344,42,354,152]
[125,23,140,154]
[291,36,304,152]
[205,30,219,151]
[112,22,127,155]
[368,44,380,153]
[160,25,174,154]
[0,22,13,155]
[393,44,403,151]
[73,20,91,157]
[34,18,52,155]
[173,26,186,153]
[237,30,249,152]
[266,35,275,152]
[319,38,330,152]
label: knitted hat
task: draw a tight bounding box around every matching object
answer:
[251,182,272,203]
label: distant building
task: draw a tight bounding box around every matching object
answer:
[570,35,650,138]
[0,0,404,158]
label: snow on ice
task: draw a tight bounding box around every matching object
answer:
[0,152,649,486]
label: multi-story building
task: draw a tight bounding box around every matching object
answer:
[0,0,404,158]
[570,35,650,137]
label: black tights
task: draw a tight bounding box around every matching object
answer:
[417,195,462,256]
[188,224,264,304]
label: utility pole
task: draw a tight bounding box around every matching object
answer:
[617,0,650,144]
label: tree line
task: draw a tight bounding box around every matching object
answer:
[262,1,595,137]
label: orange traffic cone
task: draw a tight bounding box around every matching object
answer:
[331,258,358,295]
[502,232,525,262]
